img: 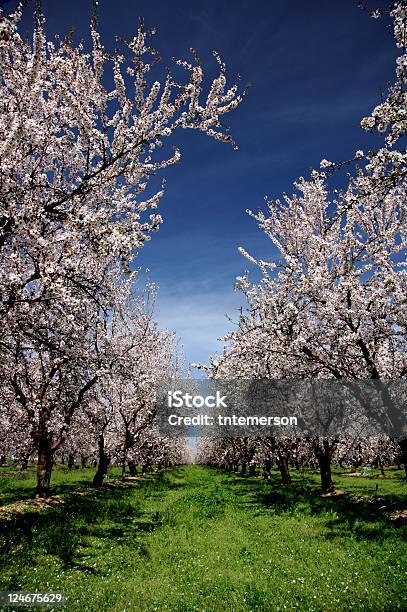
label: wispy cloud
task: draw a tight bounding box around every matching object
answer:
[154,283,244,367]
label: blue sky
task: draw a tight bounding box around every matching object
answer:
[3,0,398,366]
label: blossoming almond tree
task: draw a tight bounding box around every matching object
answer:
[86,285,180,486]
[198,2,407,491]
[0,2,244,495]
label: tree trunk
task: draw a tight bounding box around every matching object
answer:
[249,464,256,477]
[397,438,407,477]
[35,437,53,497]
[351,458,362,472]
[68,453,75,470]
[241,463,247,476]
[319,454,333,492]
[93,434,110,486]
[314,439,334,493]
[277,453,291,485]
[20,448,31,471]
[262,459,272,480]
[377,457,385,476]
[80,454,87,469]
[128,461,137,476]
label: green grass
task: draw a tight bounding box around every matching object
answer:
[0,465,406,611]
[0,465,125,506]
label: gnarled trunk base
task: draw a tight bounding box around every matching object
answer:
[35,439,53,498]
[277,453,291,485]
[93,434,110,486]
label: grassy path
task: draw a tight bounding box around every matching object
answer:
[1,465,406,611]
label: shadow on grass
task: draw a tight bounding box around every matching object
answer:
[0,471,182,587]
[227,471,407,544]
[0,465,189,507]
[0,466,100,506]
[0,479,102,507]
